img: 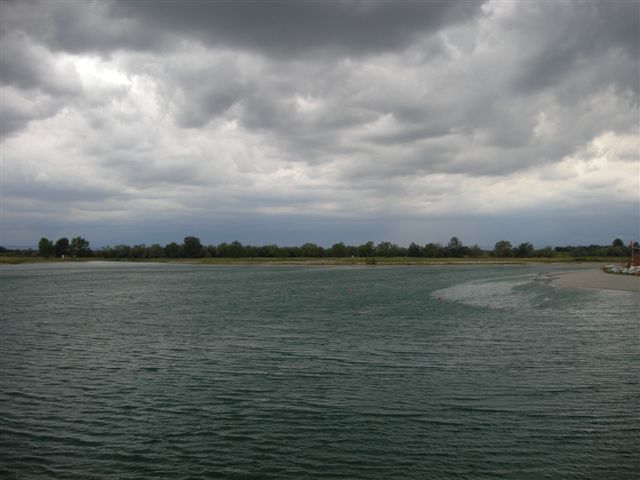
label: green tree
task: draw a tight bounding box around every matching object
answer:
[330,242,348,257]
[535,246,555,258]
[217,241,245,257]
[357,241,375,257]
[301,242,322,257]
[228,241,245,257]
[69,236,90,257]
[55,237,69,257]
[205,245,217,258]
[446,237,463,257]
[113,244,131,258]
[259,244,280,258]
[38,237,54,257]
[375,241,394,257]
[183,236,202,258]
[131,244,147,259]
[448,236,462,248]
[493,240,513,257]
[514,242,534,258]
[165,242,180,258]
[148,243,164,258]
[423,243,443,258]
[374,241,403,257]
[408,242,422,257]
[612,238,624,247]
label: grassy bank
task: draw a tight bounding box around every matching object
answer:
[0,255,620,266]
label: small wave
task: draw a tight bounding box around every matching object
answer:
[432,277,537,310]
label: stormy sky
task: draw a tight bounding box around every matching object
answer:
[1,0,638,248]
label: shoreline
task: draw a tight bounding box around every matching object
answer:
[547,268,640,293]
[0,256,616,267]
[4,257,637,292]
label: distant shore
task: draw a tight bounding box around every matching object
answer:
[548,269,640,292]
[0,255,619,266]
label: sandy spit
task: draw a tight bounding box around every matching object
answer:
[548,269,640,292]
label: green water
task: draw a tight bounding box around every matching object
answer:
[1,263,638,478]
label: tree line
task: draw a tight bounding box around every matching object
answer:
[0,235,634,259]
[37,236,91,258]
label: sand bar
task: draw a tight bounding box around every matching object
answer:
[550,268,640,292]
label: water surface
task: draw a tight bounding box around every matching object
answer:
[1,263,638,478]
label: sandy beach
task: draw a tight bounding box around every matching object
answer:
[549,269,640,292]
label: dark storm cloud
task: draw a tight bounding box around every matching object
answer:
[110,1,484,56]
[1,0,483,56]
[511,2,639,94]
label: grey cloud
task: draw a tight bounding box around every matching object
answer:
[0,90,35,137]
[100,152,208,188]
[113,1,483,57]
[163,54,378,135]
[510,2,639,94]
[361,125,451,146]
[106,156,185,185]
[0,87,63,138]
[2,173,119,203]
[6,185,117,204]
[0,1,167,55]
[1,1,637,248]
[161,55,251,128]
[1,1,483,57]
[0,31,83,138]
[0,34,81,95]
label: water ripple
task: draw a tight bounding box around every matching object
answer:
[1,263,638,479]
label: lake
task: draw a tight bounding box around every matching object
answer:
[1,262,638,479]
